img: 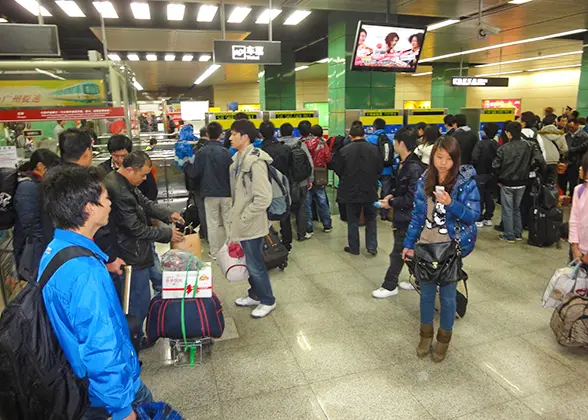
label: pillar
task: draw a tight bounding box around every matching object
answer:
[431,63,469,115]
[577,35,588,116]
[327,13,396,135]
[259,44,296,111]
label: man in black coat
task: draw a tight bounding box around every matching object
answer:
[453,114,479,165]
[333,121,384,255]
[373,127,426,297]
[565,118,588,195]
[472,122,500,227]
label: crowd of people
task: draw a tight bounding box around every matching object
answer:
[7,104,588,418]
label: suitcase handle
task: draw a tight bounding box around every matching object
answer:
[122,265,132,315]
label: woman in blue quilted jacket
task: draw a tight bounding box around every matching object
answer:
[402,135,480,362]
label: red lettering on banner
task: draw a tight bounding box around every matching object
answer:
[0,107,126,122]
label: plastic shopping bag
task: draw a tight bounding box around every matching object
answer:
[542,261,587,308]
[217,242,249,282]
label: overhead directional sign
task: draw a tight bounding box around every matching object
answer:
[451,77,509,87]
[213,40,281,65]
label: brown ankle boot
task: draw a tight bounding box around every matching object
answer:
[416,324,434,358]
[432,328,452,363]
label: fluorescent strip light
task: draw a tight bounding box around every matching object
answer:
[420,28,588,63]
[475,50,583,68]
[197,4,217,22]
[133,79,144,91]
[227,7,251,23]
[509,0,534,4]
[164,54,175,61]
[316,58,330,64]
[35,68,65,80]
[127,53,140,61]
[108,53,121,61]
[55,1,85,17]
[93,1,118,18]
[0,18,7,23]
[130,2,150,20]
[199,54,211,62]
[194,64,221,85]
[182,54,193,62]
[284,10,311,25]
[411,71,432,77]
[477,70,523,77]
[295,65,309,72]
[16,0,52,16]
[167,3,185,21]
[256,9,282,24]
[427,19,459,31]
[146,53,157,61]
[527,64,581,72]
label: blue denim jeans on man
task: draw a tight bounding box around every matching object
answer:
[420,282,457,331]
[82,381,153,419]
[128,267,152,339]
[501,185,526,240]
[241,237,275,305]
[305,185,332,232]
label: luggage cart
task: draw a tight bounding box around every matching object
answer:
[168,337,213,366]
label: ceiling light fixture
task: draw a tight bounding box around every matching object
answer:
[256,9,282,24]
[92,1,118,18]
[427,19,459,31]
[411,71,432,77]
[130,2,150,20]
[475,50,583,68]
[526,64,581,72]
[16,0,52,16]
[295,65,309,72]
[35,68,65,80]
[509,0,534,4]
[194,64,221,85]
[127,53,140,61]
[182,54,193,61]
[55,1,85,17]
[146,53,157,61]
[227,6,251,23]
[108,53,121,61]
[167,3,185,21]
[284,10,311,25]
[197,4,218,22]
[164,54,175,61]
[419,28,588,63]
[199,54,211,62]
[133,78,144,91]
[477,70,523,77]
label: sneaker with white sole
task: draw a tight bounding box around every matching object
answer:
[235,296,261,307]
[251,303,276,318]
[398,281,416,291]
[475,221,484,228]
[208,252,217,260]
[371,287,398,298]
[304,232,313,239]
[483,219,493,227]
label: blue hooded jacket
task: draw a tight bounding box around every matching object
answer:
[366,129,397,176]
[40,229,142,420]
[404,165,481,257]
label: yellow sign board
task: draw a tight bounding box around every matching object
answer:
[404,100,432,110]
[207,111,263,129]
[268,110,318,128]
[0,79,106,108]
[481,108,516,123]
[407,108,447,125]
[359,109,403,127]
[238,104,260,111]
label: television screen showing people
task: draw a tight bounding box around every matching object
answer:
[352,22,426,72]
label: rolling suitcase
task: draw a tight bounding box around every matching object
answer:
[528,206,562,248]
[263,226,289,270]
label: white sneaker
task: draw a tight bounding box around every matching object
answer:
[483,219,493,227]
[235,296,261,307]
[208,252,217,261]
[399,281,416,291]
[251,303,276,318]
[371,287,399,298]
[475,221,484,228]
[304,232,313,239]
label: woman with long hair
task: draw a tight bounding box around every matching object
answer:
[415,125,441,165]
[402,136,480,362]
[13,149,60,280]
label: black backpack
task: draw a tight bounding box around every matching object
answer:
[0,246,96,420]
[290,141,313,183]
[0,168,19,230]
[377,133,394,167]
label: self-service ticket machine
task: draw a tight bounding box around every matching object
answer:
[205,111,264,130]
[266,110,319,137]
[460,107,516,139]
[345,109,405,135]
[405,108,448,133]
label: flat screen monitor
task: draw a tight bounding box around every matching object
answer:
[351,21,427,73]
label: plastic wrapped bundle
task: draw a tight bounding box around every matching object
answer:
[161,249,203,272]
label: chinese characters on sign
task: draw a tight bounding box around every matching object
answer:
[214,40,281,65]
[0,94,41,105]
[451,77,509,87]
[482,98,521,116]
[232,45,265,61]
[0,107,125,122]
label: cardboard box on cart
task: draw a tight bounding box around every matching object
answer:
[162,262,213,299]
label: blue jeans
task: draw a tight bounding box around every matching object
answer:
[501,186,526,240]
[306,185,332,232]
[241,237,275,305]
[420,282,457,331]
[82,381,153,419]
[129,267,152,339]
[150,245,162,293]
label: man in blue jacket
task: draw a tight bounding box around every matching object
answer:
[40,166,151,420]
[367,118,395,220]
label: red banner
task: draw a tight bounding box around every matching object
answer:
[0,107,125,122]
[481,99,521,116]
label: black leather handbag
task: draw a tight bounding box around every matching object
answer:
[414,241,463,285]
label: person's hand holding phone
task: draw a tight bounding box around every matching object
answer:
[378,199,391,209]
[434,186,452,206]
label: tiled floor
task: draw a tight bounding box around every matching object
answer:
[143,212,588,419]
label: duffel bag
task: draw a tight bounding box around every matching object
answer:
[217,242,249,282]
[550,294,588,348]
[146,293,225,344]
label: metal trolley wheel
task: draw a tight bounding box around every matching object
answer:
[278,261,288,271]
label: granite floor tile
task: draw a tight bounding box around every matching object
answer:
[271,299,352,337]
[455,400,540,420]
[522,382,588,419]
[307,269,375,299]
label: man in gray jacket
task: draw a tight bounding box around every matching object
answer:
[229,119,276,318]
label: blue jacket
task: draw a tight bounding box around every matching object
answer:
[404,165,481,257]
[40,229,141,420]
[366,129,394,176]
[185,140,232,197]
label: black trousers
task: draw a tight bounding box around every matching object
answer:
[476,175,495,221]
[346,202,378,253]
[382,227,407,291]
[559,164,579,196]
[280,188,308,249]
